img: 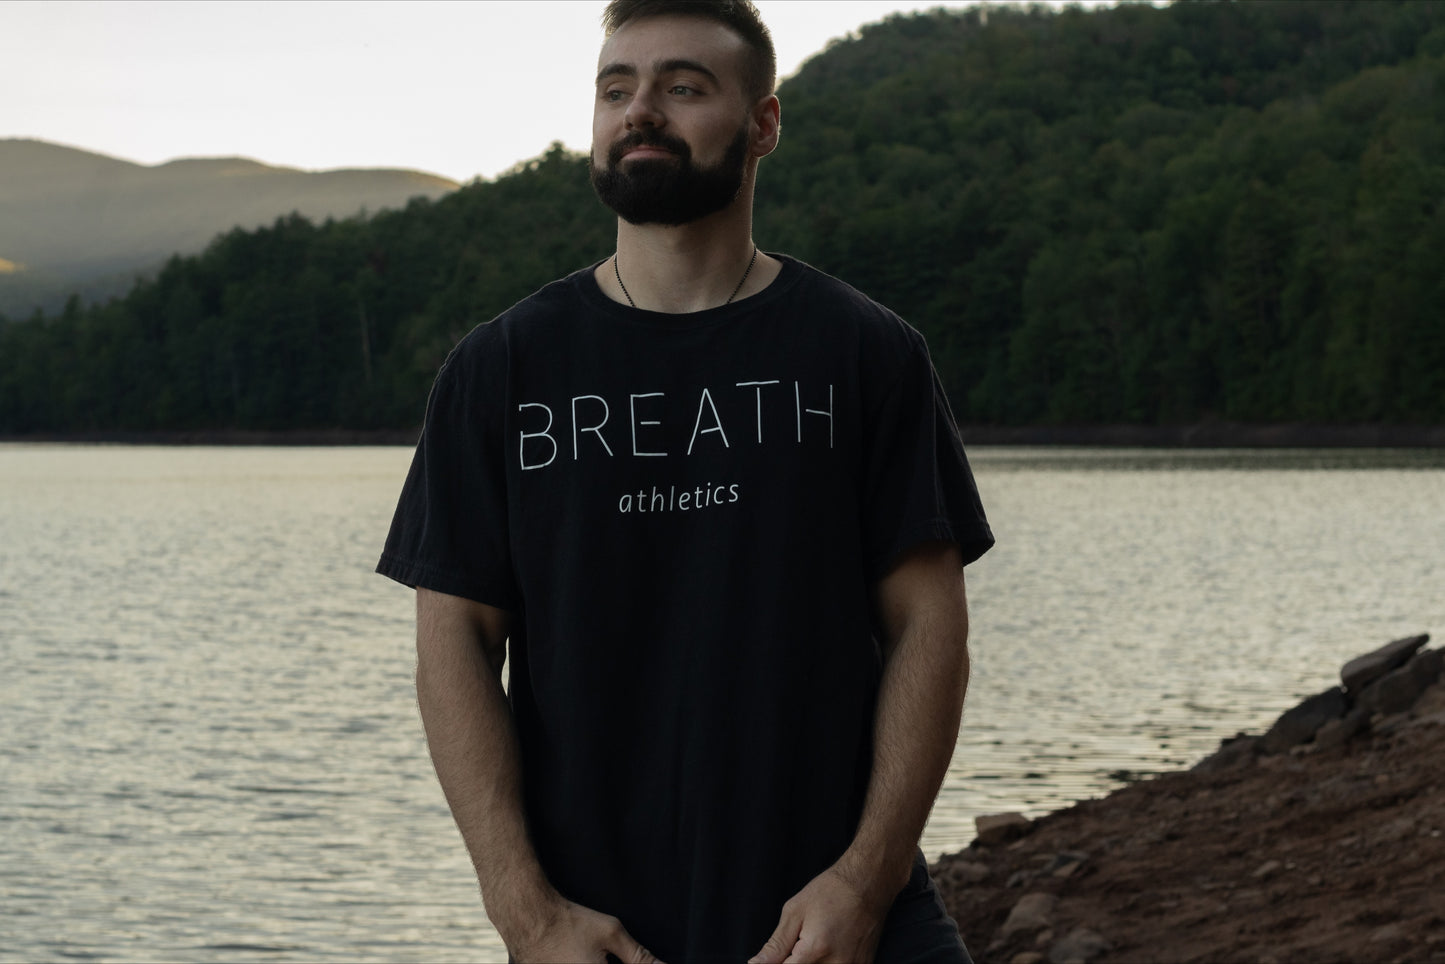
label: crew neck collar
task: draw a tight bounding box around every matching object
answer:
[574,252,804,329]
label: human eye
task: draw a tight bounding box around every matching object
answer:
[669,84,699,96]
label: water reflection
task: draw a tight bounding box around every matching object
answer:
[972,445,1445,472]
[2,443,1441,961]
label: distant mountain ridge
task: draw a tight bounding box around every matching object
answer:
[0,138,458,314]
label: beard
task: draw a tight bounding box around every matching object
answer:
[590,125,750,226]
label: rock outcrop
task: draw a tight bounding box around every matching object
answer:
[939,634,1445,963]
[1190,633,1439,769]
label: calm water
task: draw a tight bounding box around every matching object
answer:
[2,443,1442,961]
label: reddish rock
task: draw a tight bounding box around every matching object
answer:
[1258,686,1347,753]
[938,658,1445,963]
[1000,893,1057,939]
[975,811,1033,846]
[1341,633,1429,692]
[1359,657,1432,716]
[1048,928,1110,964]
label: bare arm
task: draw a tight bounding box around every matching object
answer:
[415,587,658,963]
[751,541,970,964]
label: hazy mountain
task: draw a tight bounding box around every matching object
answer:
[0,138,458,315]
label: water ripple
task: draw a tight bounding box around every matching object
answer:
[3,444,1442,961]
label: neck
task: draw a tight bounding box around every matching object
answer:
[598,187,780,313]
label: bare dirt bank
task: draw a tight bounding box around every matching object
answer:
[938,636,1445,964]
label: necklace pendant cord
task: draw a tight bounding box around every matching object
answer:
[614,246,758,310]
[726,245,759,304]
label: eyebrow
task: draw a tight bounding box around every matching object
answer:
[596,58,721,86]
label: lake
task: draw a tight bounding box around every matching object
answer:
[2,443,1442,961]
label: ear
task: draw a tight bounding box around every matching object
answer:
[750,94,781,158]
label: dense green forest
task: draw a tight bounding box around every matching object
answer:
[3,0,1444,433]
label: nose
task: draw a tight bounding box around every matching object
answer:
[624,87,665,130]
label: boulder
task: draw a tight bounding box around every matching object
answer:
[1192,732,1260,772]
[1049,927,1112,964]
[1259,687,1348,754]
[1045,851,1089,878]
[944,860,990,885]
[1000,893,1057,939]
[1342,634,1429,693]
[1410,647,1444,686]
[1006,868,1035,889]
[1312,708,1369,751]
[1358,659,1431,716]
[976,812,1034,846]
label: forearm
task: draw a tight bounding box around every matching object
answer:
[415,597,556,943]
[748,546,972,964]
[838,575,970,905]
[749,594,970,964]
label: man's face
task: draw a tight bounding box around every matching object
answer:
[590,15,756,226]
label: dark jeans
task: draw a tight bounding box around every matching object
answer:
[873,850,973,964]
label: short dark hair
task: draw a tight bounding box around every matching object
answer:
[601,0,777,103]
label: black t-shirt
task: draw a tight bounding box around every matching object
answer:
[378,255,993,962]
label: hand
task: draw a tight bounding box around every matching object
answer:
[749,866,888,964]
[506,896,662,964]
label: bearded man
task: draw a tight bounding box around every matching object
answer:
[377,2,993,961]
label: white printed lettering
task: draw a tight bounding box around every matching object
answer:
[686,387,730,455]
[518,403,558,470]
[571,395,614,460]
[736,380,780,443]
[614,480,744,514]
[630,393,667,457]
[794,381,835,448]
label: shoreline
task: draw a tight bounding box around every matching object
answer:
[3,422,1444,448]
[937,634,1445,963]
[957,422,1445,448]
[0,428,422,446]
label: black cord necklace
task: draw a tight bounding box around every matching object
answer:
[613,246,759,309]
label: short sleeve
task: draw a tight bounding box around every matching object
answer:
[375,341,520,610]
[860,339,994,580]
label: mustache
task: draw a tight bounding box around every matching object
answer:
[606,130,692,167]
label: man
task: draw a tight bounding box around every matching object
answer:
[377,1,994,961]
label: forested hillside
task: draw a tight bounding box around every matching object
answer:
[3,0,1444,434]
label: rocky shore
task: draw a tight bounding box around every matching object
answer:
[936,634,1445,964]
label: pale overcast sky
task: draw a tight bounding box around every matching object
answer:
[2,0,1020,183]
